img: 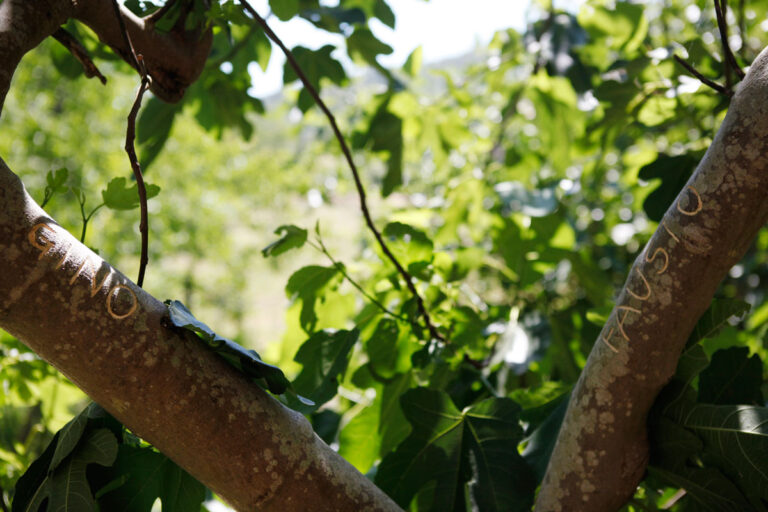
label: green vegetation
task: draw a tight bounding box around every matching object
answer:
[3,0,768,510]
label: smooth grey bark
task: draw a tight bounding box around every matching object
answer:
[536,46,768,511]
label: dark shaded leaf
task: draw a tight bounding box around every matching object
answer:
[521,393,570,483]
[283,46,346,112]
[97,445,205,512]
[685,299,750,349]
[137,96,181,171]
[292,329,359,411]
[639,153,699,222]
[376,389,534,511]
[698,347,763,405]
[165,300,293,396]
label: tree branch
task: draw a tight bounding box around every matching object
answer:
[537,45,768,511]
[0,160,401,512]
[239,0,445,344]
[51,28,107,85]
[72,0,212,103]
[714,0,745,81]
[673,54,731,96]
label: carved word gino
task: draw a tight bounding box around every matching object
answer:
[27,223,138,320]
[601,186,703,353]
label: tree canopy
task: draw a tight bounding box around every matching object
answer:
[2,0,768,511]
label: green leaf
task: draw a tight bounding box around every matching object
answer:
[292,329,358,411]
[188,70,263,139]
[46,167,69,192]
[639,153,699,222]
[373,0,395,28]
[637,95,676,127]
[262,224,307,258]
[137,96,180,171]
[347,28,393,66]
[285,265,340,333]
[685,299,751,349]
[166,299,221,345]
[50,410,88,471]
[283,46,346,112]
[673,344,710,387]
[648,418,752,512]
[665,402,768,504]
[521,394,570,484]
[364,102,403,196]
[366,318,401,378]
[14,428,118,512]
[102,177,160,211]
[375,389,534,510]
[698,347,763,405]
[269,0,299,21]
[464,399,537,511]
[339,372,412,473]
[382,222,433,267]
[97,446,205,512]
[402,47,422,77]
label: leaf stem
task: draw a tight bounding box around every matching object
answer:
[239,0,445,343]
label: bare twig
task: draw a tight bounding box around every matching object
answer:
[239,0,445,342]
[52,28,107,84]
[714,0,745,81]
[111,0,151,288]
[673,54,731,96]
[126,76,151,287]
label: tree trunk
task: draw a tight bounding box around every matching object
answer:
[536,46,768,511]
[0,1,401,510]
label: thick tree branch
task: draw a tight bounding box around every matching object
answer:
[0,161,401,512]
[72,0,212,103]
[537,46,768,511]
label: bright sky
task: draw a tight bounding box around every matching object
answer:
[247,0,535,97]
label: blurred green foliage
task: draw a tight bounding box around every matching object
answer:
[3,0,768,510]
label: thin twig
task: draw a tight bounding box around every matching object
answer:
[52,28,107,84]
[240,0,445,343]
[714,0,745,81]
[126,77,151,287]
[111,0,152,287]
[673,54,731,96]
[308,237,405,321]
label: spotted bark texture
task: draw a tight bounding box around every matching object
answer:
[536,46,768,512]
